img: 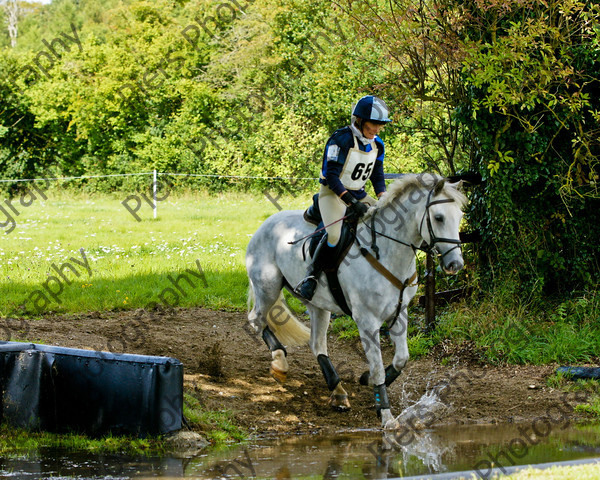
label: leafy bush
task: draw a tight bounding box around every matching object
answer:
[435,287,600,365]
[459,0,600,293]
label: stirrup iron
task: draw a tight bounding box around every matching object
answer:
[294,275,318,300]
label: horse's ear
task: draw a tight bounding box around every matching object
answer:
[434,178,446,195]
[448,179,464,192]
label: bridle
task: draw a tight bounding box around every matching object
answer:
[363,186,463,260]
[418,188,463,259]
[354,185,463,330]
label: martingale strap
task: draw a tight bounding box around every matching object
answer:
[360,247,417,292]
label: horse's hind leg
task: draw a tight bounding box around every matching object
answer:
[263,325,289,384]
[248,277,289,383]
[307,304,350,411]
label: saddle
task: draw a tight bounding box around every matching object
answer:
[302,194,356,316]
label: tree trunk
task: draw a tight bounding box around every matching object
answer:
[5,0,18,48]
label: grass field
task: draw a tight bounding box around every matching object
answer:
[2,188,599,369]
[0,189,312,317]
[1,189,599,461]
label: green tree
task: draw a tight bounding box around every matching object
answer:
[337,0,470,175]
[459,0,600,292]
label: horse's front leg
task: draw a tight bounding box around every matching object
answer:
[386,289,414,381]
[357,321,393,427]
[307,305,351,412]
[359,285,416,388]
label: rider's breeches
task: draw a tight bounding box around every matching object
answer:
[318,185,376,246]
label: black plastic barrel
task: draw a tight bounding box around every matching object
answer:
[0,342,183,437]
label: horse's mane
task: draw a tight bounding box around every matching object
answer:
[371,173,467,215]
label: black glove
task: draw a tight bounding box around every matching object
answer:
[341,192,369,220]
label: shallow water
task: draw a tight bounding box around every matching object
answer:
[2,423,600,479]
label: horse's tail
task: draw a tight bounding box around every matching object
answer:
[247,287,310,347]
[267,294,311,347]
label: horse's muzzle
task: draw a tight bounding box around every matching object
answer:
[443,259,464,275]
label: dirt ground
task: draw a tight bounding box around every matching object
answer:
[17,306,591,436]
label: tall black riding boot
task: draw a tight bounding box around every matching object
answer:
[296,235,337,300]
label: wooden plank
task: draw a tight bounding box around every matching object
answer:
[419,286,473,308]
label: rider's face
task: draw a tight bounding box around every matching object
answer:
[361,121,385,139]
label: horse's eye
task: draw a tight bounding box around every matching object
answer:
[434,214,444,223]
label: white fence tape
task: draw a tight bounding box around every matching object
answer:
[0,170,402,218]
[0,171,319,183]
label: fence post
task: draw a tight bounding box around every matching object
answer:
[424,251,436,332]
[153,170,157,219]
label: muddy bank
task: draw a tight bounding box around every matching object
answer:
[19,307,588,435]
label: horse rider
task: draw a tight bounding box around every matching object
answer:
[296,95,392,300]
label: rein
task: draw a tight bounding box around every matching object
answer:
[364,187,463,258]
[288,215,350,245]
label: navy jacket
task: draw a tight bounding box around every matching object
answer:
[319,126,385,200]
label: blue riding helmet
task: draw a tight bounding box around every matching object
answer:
[352,96,392,124]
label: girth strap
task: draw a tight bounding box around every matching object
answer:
[325,270,353,317]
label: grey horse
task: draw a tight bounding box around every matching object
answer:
[246,173,467,428]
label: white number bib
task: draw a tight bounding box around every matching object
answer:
[339,135,378,190]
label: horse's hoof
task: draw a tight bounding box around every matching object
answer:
[270,364,287,384]
[359,371,370,386]
[329,393,351,412]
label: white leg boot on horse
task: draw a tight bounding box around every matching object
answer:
[308,304,351,411]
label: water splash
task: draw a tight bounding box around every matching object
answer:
[382,428,451,473]
[385,384,451,430]
[382,384,453,473]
